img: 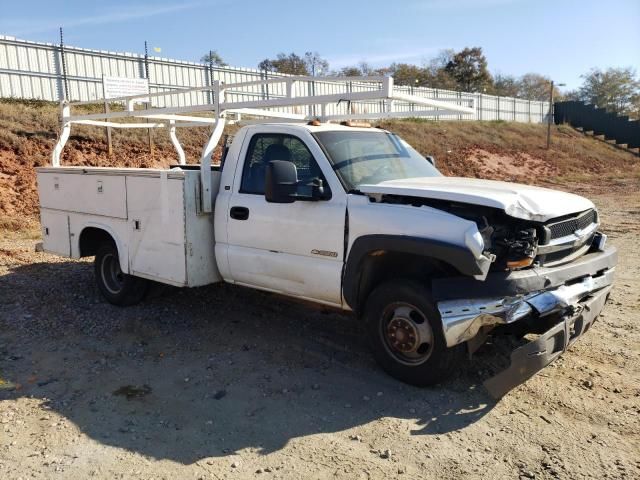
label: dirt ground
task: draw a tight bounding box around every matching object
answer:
[0,186,638,480]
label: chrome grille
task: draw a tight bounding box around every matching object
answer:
[537,209,599,267]
[548,209,597,239]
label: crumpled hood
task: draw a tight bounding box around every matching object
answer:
[358,177,595,222]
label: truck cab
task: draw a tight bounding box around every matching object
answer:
[214,123,349,306]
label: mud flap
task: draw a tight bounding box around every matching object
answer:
[483,286,612,399]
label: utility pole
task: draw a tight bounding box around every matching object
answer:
[547,80,566,149]
[546,81,554,149]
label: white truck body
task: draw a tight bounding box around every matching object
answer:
[38,167,221,287]
[35,75,617,397]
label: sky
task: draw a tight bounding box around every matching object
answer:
[1,0,638,91]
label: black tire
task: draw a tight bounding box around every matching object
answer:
[363,280,464,387]
[94,242,148,306]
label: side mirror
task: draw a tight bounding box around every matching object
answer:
[265,160,297,203]
[265,160,327,203]
[425,155,436,167]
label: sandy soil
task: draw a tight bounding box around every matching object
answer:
[463,148,558,179]
[0,189,638,480]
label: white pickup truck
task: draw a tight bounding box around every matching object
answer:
[36,76,617,397]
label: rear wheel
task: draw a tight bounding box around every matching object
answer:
[95,242,148,306]
[364,280,464,386]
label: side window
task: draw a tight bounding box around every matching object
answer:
[240,133,326,195]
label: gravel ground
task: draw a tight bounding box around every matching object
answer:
[1,190,639,480]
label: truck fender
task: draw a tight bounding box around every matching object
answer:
[77,222,130,274]
[342,234,489,311]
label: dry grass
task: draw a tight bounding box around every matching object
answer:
[0,216,40,239]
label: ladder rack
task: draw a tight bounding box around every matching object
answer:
[51,75,475,212]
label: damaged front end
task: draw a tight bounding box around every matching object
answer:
[433,243,617,398]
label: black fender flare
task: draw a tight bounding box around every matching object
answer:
[342,234,490,311]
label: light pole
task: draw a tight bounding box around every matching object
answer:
[546,80,566,149]
[411,77,419,95]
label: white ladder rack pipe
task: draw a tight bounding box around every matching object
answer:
[49,75,477,211]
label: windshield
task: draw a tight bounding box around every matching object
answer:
[314,130,441,191]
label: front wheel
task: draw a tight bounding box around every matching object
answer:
[364,280,464,387]
[95,242,148,306]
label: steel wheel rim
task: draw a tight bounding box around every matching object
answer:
[101,252,124,294]
[380,302,434,366]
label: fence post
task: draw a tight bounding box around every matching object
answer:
[308,80,317,118]
[209,50,215,105]
[144,41,154,155]
[101,76,112,156]
[59,28,69,101]
[259,68,265,101]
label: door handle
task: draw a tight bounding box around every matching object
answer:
[230,206,250,220]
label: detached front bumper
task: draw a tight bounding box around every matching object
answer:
[432,245,617,398]
[483,284,611,397]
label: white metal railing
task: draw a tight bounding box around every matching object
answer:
[51,75,475,213]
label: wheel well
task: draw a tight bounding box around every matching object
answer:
[343,235,487,314]
[354,251,455,314]
[79,227,115,257]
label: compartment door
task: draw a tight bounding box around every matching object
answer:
[126,175,188,285]
[37,171,127,218]
[40,209,71,256]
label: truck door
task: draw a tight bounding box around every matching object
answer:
[225,127,346,306]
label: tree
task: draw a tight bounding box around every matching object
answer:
[517,73,559,101]
[422,49,457,89]
[338,61,377,76]
[337,66,361,76]
[490,73,519,97]
[304,51,329,76]
[388,63,427,87]
[428,49,455,71]
[422,68,458,90]
[371,66,393,77]
[357,62,375,76]
[577,67,640,116]
[200,51,226,66]
[444,47,493,92]
[562,89,580,101]
[258,53,309,75]
[630,96,640,120]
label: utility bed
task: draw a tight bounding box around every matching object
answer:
[37,166,221,287]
